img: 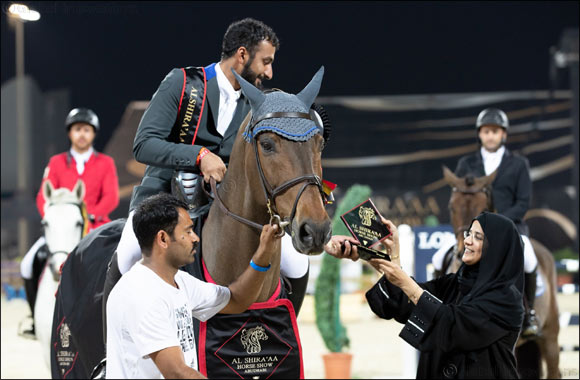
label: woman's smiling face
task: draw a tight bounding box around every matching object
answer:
[462,220,484,265]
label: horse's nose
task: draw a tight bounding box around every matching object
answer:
[297,219,332,254]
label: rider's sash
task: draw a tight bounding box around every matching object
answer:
[197,259,304,379]
[168,66,207,146]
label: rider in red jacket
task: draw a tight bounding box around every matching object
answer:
[20,108,119,338]
[36,146,119,228]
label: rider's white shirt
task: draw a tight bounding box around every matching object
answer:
[106,262,230,379]
[215,62,241,136]
[70,147,93,175]
[480,145,505,176]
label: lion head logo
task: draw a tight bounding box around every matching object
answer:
[358,206,375,227]
[60,323,71,348]
[240,325,269,354]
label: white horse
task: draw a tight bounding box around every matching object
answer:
[35,179,88,369]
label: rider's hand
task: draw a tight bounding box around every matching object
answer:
[325,235,360,261]
[253,224,282,266]
[199,151,226,183]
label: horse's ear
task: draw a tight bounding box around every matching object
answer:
[296,66,324,107]
[43,180,55,200]
[442,165,460,187]
[73,180,86,201]
[231,69,266,112]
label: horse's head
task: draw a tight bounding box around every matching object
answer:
[42,179,88,280]
[442,166,496,265]
[234,67,332,255]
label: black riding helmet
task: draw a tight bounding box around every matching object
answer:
[476,108,509,145]
[65,108,100,132]
[476,108,509,131]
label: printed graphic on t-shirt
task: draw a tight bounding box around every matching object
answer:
[175,305,195,352]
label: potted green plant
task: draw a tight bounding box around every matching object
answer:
[315,184,372,379]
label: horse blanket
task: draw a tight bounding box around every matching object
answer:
[50,219,125,379]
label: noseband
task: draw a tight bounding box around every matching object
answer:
[211,111,325,237]
[43,201,89,255]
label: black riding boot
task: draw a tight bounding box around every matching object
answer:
[285,267,309,317]
[22,277,38,337]
[522,270,540,337]
[102,251,122,346]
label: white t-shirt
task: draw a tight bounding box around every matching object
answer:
[106,263,231,379]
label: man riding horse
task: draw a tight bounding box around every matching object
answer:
[454,108,540,337]
[103,18,327,342]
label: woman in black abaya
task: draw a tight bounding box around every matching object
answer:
[326,212,525,379]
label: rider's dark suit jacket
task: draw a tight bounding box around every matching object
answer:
[130,63,251,210]
[454,147,532,235]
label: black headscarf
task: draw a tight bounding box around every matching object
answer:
[456,212,525,331]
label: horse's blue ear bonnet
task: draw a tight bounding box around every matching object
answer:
[232,66,325,142]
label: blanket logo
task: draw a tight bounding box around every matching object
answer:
[240,325,269,354]
[59,322,71,348]
[359,206,375,226]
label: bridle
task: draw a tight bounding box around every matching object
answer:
[451,185,493,232]
[211,111,326,237]
[42,201,89,279]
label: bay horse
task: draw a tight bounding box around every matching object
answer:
[440,166,561,379]
[50,67,331,379]
[36,179,88,369]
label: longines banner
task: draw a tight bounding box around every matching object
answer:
[413,225,455,283]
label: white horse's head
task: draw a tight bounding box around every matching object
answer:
[42,179,87,280]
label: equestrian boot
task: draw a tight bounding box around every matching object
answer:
[522,270,540,338]
[286,267,309,317]
[22,277,38,338]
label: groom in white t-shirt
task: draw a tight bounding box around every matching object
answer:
[106,193,281,379]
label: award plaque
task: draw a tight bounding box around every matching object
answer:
[340,199,392,261]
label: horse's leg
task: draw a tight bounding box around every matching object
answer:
[532,240,561,379]
[538,335,561,379]
[34,264,58,370]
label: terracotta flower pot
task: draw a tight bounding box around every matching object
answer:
[322,352,353,379]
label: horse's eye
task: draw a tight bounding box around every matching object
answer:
[260,139,275,153]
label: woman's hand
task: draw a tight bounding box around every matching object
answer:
[379,218,400,265]
[325,235,360,261]
[368,258,409,288]
[369,258,424,305]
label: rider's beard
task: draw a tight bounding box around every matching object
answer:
[241,58,265,90]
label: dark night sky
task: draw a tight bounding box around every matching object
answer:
[1,1,578,150]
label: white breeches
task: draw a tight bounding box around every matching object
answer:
[116,210,310,278]
[116,210,140,275]
[20,236,46,280]
[521,234,538,273]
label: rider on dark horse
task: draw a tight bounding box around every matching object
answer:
[454,108,540,338]
[20,108,119,338]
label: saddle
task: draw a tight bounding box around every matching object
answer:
[171,170,212,219]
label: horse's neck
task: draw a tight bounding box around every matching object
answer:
[202,142,281,301]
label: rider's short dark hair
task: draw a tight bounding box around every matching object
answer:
[132,193,188,255]
[221,18,280,59]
